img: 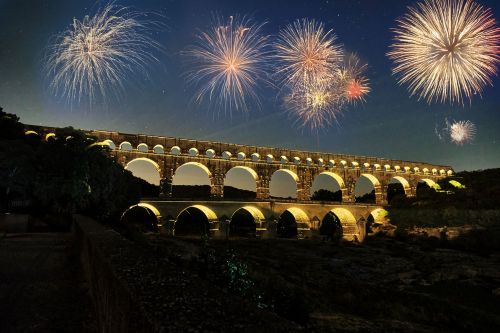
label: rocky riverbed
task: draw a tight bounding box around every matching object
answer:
[149,234,500,332]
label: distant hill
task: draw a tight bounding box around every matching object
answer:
[391,168,500,209]
[171,185,212,199]
[223,186,256,199]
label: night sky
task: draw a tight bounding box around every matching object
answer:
[1,0,499,172]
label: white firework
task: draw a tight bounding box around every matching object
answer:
[449,120,476,145]
[45,4,162,105]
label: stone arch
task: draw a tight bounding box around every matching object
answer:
[269,169,299,199]
[175,205,218,236]
[277,207,310,238]
[224,166,258,199]
[311,171,345,202]
[125,158,161,186]
[153,144,164,154]
[25,130,39,137]
[137,143,148,152]
[366,208,389,235]
[171,146,181,155]
[387,176,410,203]
[419,178,437,188]
[206,149,216,158]
[172,162,212,198]
[45,133,56,142]
[354,174,381,204]
[119,141,133,151]
[321,208,357,240]
[229,206,265,238]
[416,178,439,197]
[189,148,199,157]
[121,203,160,232]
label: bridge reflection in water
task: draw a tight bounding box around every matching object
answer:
[27,125,453,242]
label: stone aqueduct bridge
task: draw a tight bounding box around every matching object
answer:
[27,125,453,240]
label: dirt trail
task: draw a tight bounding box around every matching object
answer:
[0,233,96,332]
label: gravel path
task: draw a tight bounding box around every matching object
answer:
[0,233,97,332]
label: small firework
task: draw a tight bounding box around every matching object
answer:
[449,120,476,145]
[184,15,270,115]
[274,18,343,90]
[338,53,370,103]
[388,0,500,104]
[45,4,162,105]
[285,77,343,130]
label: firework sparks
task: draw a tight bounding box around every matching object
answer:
[284,77,342,130]
[45,4,162,105]
[388,0,500,104]
[450,120,476,145]
[274,18,343,90]
[283,52,371,130]
[276,18,345,130]
[184,15,270,115]
[338,53,370,103]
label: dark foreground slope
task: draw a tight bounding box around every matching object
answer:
[149,235,500,333]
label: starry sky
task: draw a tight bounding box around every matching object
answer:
[1,0,499,172]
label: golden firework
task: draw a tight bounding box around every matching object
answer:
[274,18,343,90]
[285,76,343,130]
[388,0,500,104]
[184,15,270,115]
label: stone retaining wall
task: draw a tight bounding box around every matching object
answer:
[73,216,155,332]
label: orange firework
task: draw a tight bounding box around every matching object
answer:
[388,0,500,104]
[339,53,370,103]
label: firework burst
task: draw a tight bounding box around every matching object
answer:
[449,120,476,145]
[184,15,270,115]
[276,18,345,130]
[436,118,476,145]
[45,4,162,105]
[338,53,370,103]
[274,18,343,90]
[284,77,342,130]
[283,52,370,130]
[388,0,500,104]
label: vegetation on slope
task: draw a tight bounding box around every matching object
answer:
[0,107,149,228]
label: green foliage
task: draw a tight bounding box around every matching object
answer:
[0,107,24,140]
[224,248,254,295]
[355,189,375,203]
[311,188,342,201]
[193,239,309,325]
[0,108,143,226]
